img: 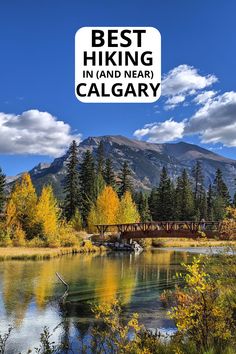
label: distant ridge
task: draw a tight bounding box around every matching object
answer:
[7,135,236,199]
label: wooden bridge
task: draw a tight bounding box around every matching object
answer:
[96,221,221,239]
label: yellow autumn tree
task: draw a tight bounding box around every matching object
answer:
[6,173,37,239]
[87,186,120,232]
[87,204,97,233]
[36,185,59,242]
[220,206,236,239]
[116,191,140,224]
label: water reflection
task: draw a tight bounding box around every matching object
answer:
[0,250,194,352]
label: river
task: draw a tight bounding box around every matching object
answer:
[0,248,205,353]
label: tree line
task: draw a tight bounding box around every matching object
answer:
[0,140,235,246]
[147,162,233,222]
[64,140,235,225]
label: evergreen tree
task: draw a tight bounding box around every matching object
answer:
[207,184,214,220]
[233,192,236,208]
[104,158,116,188]
[148,188,158,221]
[136,191,151,222]
[211,169,230,220]
[192,161,205,215]
[0,167,6,213]
[70,208,83,231]
[96,141,105,175]
[213,168,231,205]
[200,190,208,220]
[233,179,236,207]
[95,172,106,199]
[213,196,226,221]
[156,167,174,220]
[63,140,80,220]
[79,150,96,223]
[118,161,132,197]
[175,169,194,220]
[94,141,106,199]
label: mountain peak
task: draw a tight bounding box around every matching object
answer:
[8,135,236,198]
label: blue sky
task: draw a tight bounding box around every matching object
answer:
[0,0,236,175]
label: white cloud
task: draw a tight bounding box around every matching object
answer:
[164,95,185,110]
[136,65,236,147]
[134,119,185,143]
[185,91,236,147]
[162,65,218,109]
[0,109,81,157]
[193,90,217,105]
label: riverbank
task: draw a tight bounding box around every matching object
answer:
[152,238,236,248]
[0,243,107,261]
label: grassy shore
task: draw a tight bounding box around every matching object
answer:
[0,239,235,261]
[152,238,236,248]
[0,244,106,261]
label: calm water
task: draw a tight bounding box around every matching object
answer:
[0,249,199,353]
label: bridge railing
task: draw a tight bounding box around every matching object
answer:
[95,221,221,236]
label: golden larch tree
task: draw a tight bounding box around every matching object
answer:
[87,186,120,232]
[6,173,37,238]
[36,185,59,238]
[116,191,140,224]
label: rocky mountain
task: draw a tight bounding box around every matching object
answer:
[8,135,236,199]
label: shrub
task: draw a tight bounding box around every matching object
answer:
[152,238,165,247]
[27,237,46,248]
[0,227,12,247]
[196,230,207,239]
[220,207,236,240]
[12,225,26,247]
[46,236,61,248]
[137,238,152,248]
[70,209,83,231]
[60,232,79,247]
[161,258,235,352]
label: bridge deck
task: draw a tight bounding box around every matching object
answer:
[95,221,220,238]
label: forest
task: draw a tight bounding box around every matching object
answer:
[0,140,235,247]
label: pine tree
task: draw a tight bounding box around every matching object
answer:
[0,167,6,213]
[79,150,96,223]
[207,184,214,220]
[95,172,106,199]
[212,169,230,220]
[156,167,174,220]
[94,141,106,199]
[104,158,116,188]
[63,140,80,220]
[192,161,205,215]
[175,170,194,220]
[148,187,158,221]
[116,191,140,224]
[233,192,236,208]
[96,141,105,175]
[137,191,151,222]
[213,168,231,205]
[213,196,226,221]
[118,161,132,197]
[233,178,236,207]
[70,208,83,231]
[200,190,208,220]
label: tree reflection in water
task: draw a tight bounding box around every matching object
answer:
[0,250,193,352]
